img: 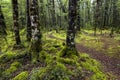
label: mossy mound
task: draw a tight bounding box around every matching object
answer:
[28,52,107,80]
[29,62,70,80]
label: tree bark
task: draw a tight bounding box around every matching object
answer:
[77,0,80,31]
[30,0,42,63]
[26,0,32,41]
[0,5,7,35]
[66,0,77,49]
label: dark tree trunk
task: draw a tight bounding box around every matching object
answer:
[66,0,77,49]
[110,0,118,37]
[0,5,7,35]
[26,0,32,41]
[12,0,21,45]
[77,0,80,31]
[51,0,56,29]
[103,0,109,27]
[39,0,45,28]
[94,0,102,36]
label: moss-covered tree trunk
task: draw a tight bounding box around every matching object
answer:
[30,0,42,63]
[66,0,77,48]
[0,5,7,35]
[63,0,78,57]
[12,0,21,45]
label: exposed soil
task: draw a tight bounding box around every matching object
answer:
[48,33,120,80]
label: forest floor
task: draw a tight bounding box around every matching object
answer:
[48,30,120,79]
[0,29,120,80]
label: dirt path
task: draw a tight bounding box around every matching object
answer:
[76,44,120,78]
[48,33,120,79]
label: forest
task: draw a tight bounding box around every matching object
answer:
[0,0,120,80]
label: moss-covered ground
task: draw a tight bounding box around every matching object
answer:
[0,29,119,80]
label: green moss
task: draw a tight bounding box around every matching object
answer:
[29,62,70,80]
[12,71,28,80]
[91,72,107,80]
[107,46,120,59]
[39,51,47,62]
[0,50,29,63]
[4,66,17,75]
[59,47,79,57]
[46,47,58,53]
[53,31,66,39]
[0,52,15,63]
[80,53,107,80]
[11,61,22,68]
[3,61,21,76]
[57,57,77,65]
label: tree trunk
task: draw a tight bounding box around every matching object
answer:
[66,0,77,50]
[77,0,80,31]
[51,0,56,29]
[30,0,42,63]
[94,0,102,36]
[12,0,21,45]
[0,5,7,35]
[26,0,32,41]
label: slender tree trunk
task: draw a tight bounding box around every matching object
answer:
[46,0,52,30]
[50,0,56,29]
[77,0,80,31]
[12,0,21,45]
[110,0,118,37]
[60,7,62,28]
[26,0,32,41]
[57,0,67,20]
[94,0,102,36]
[0,5,7,35]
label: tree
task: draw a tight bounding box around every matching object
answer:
[26,0,31,41]
[76,0,80,31]
[94,0,102,36]
[50,0,56,30]
[64,0,78,56]
[12,0,21,45]
[0,5,7,35]
[110,0,119,37]
[30,0,42,63]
